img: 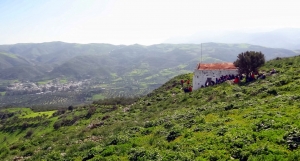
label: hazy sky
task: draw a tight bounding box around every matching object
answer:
[1,0,300,45]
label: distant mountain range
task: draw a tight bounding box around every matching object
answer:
[164,28,300,50]
[0,41,298,81]
[0,41,299,107]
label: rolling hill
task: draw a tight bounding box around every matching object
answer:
[1,55,300,160]
[0,42,299,107]
[0,42,298,81]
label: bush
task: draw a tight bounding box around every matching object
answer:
[47,151,62,161]
[25,129,34,138]
[99,146,114,157]
[93,97,138,106]
[217,127,227,136]
[86,106,96,118]
[129,148,160,161]
[284,129,300,150]
[53,121,62,130]
[267,89,278,95]
[0,146,9,159]
[166,130,181,142]
[224,104,235,111]
[164,121,174,129]
[52,109,66,117]
[109,135,129,145]
[68,105,74,111]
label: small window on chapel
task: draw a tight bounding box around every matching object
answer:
[197,76,199,78]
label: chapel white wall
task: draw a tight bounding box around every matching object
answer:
[193,69,238,90]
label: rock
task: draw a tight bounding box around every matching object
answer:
[13,156,24,161]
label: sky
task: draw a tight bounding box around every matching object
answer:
[1,0,300,45]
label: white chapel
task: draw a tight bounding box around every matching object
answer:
[192,62,238,90]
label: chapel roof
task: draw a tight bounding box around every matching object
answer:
[197,62,237,70]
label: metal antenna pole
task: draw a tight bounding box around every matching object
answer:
[201,43,202,63]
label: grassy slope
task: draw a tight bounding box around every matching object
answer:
[1,55,300,160]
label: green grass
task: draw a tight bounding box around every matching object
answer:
[0,92,5,96]
[113,77,122,82]
[159,69,173,76]
[177,64,188,69]
[19,110,56,118]
[0,52,17,58]
[145,74,159,80]
[1,55,300,160]
[92,94,105,100]
[110,73,117,78]
[0,108,56,118]
[59,78,68,84]
[37,80,50,85]
[128,69,149,76]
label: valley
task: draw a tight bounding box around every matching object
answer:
[2,1,300,160]
[0,42,298,107]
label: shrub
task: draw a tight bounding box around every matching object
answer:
[25,129,34,138]
[0,146,9,159]
[79,141,97,151]
[166,130,181,142]
[217,127,228,136]
[253,119,274,132]
[52,109,66,117]
[109,135,129,145]
[86,106,96,118]
[164,121,174,129]
[101,115,110,121]
[101,146,115,157]
[68,105,74,111]
[24,149,34,156]
[288,151,300,160]
[144,121,158,128]
[53,121,62,130]
[267,89,278,95]
[283,129,300,150]
[20,143,32,151]
[129,148,160,161]
[47,151,62,161]
[141,129,152,135]
[224,104,234,111]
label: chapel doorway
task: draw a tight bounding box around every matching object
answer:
[205,78,212,86]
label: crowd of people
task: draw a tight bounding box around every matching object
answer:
[180,69,276,92]
[201,69,275,88]
[200,74,241,88]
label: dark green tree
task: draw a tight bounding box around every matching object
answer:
[233,51,265,76]
[68,105,74,111]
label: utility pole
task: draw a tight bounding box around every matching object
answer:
[201,43,202,63]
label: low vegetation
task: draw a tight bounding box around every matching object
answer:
[0,42,298,107]
[1,55,300,160]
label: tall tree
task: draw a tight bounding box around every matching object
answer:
[233,51,265,76]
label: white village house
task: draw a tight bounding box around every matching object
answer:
[192,62,238,90]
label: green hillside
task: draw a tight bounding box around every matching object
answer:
[2,42,298,107]
[0,52,31,70]
[1,55,300,160]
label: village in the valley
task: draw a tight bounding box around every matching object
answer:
[4,79,92,96]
